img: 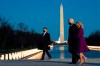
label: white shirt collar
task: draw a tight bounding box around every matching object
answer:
[43,32,46,36]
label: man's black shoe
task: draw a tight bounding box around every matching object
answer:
[48,57,52,60]
[76,57,80,63]
[69,62,76,64]
[40,59,44,60]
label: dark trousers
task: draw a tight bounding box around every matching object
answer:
[71,51,80,63]
[41,49,52,60]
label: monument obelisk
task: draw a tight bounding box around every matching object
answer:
[60,3,64,43]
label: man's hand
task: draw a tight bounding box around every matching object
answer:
[48,45,50,47]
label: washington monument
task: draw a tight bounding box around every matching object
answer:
[60,3,64,43]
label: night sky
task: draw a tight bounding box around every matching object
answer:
[0,0,100,41]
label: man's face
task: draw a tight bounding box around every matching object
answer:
[43,29,47,32]
[68,19,74,25]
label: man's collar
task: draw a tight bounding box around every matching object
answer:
[44,32,47,34]
[70,23,74,26]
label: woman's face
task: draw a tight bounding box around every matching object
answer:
[76,23,80,28]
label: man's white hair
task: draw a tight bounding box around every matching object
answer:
[69,18,74,22]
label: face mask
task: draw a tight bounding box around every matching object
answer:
[68,23,72,25]
[43,30,45,32]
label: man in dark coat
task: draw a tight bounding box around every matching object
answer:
[68,18,80,64]
[40,27,52,60]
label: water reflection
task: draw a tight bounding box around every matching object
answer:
[59,45,64,59]
[50,45,100,60]
[50,45,60,59]
[50,45,71,59]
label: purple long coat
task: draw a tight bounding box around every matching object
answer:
[77,27,89,53]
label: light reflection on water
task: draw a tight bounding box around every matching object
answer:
[50,45,100,59]
[50,45,71,59]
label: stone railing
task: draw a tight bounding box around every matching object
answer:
[0,48,43,60]
[88,46,100,51]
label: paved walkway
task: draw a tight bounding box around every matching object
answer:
[0,45,100,66]
[0,59,100,66]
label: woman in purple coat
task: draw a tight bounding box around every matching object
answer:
[76,21,89,64]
